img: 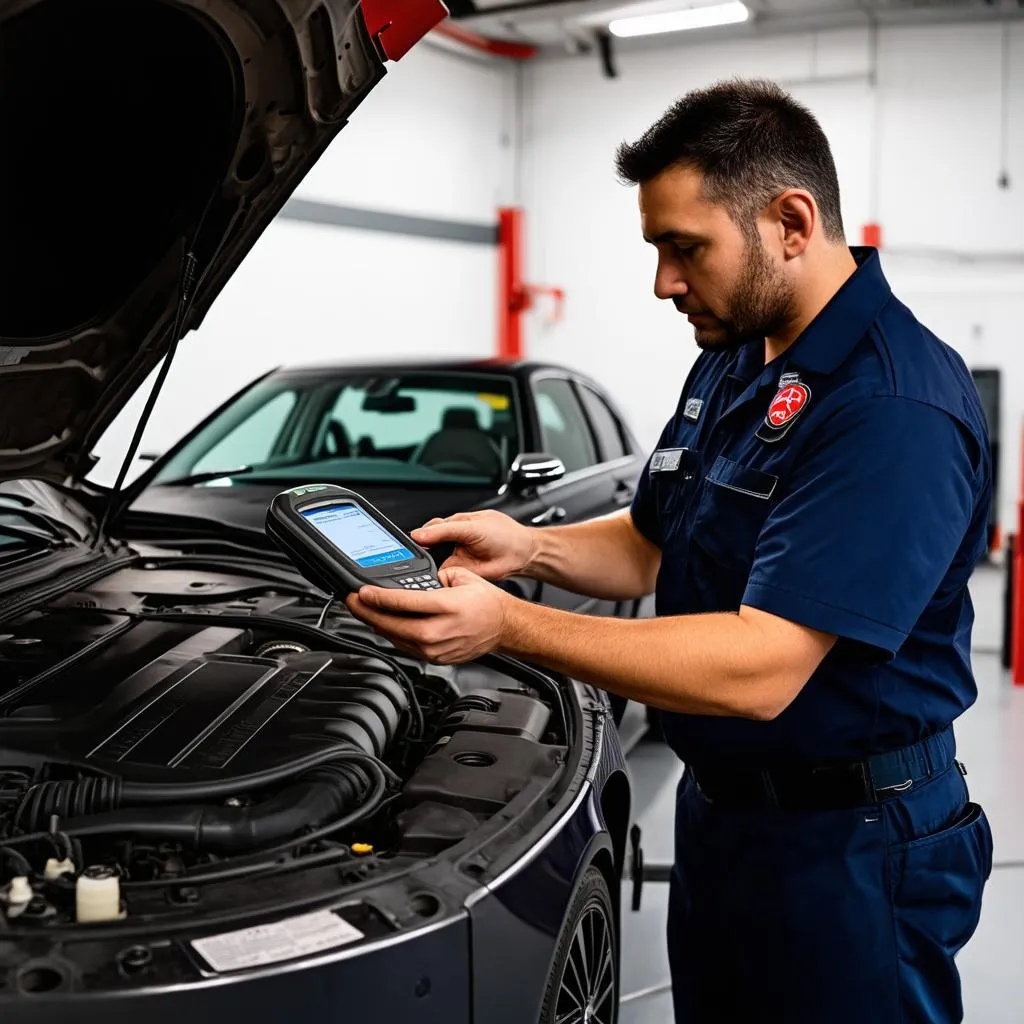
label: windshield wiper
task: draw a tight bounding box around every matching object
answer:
[154,466,254,488]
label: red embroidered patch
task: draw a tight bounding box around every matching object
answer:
[766,383,810,427]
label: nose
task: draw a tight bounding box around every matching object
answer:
[654,256,688,302]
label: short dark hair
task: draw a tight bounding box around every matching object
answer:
[616,78,846,243]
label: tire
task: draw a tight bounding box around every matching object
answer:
[539,866,619,1024]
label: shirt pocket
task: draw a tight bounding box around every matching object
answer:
[690,455,779,570]
[650,448,704,549]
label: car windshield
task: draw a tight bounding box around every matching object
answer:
[148,371,522,489]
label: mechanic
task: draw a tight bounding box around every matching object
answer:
[347,79,994,1023]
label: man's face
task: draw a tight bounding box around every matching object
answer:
[639,165,795,350]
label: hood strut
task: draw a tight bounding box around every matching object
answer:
[93,250,198,548]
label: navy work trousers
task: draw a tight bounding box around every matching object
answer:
[668,762,993,1023]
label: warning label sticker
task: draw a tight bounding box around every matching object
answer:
[191,910,365,973]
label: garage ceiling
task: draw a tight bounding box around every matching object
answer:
[445,0,1024,54]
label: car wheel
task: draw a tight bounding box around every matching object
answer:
[539,866,619,1024]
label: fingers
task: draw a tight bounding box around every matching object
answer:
[438,552,478,573]
[346,591,452,653]
[411,519,480,546]
[439,566,480,588]
[353,584,450,615]
[345,592,429,642]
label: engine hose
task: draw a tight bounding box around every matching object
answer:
[15,775,123,832]
[16,750,399,832]
[58,764,378,854]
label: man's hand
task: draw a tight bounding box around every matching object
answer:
[411,510,538,581]
[346,567,510,664]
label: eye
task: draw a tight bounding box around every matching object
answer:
[674,243,699,259]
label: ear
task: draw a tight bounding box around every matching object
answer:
[773,189,816,258]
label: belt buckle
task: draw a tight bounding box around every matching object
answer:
[810,761,874,807]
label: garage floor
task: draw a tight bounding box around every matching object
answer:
[617,564,1022,1023]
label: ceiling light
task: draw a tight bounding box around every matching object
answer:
[608,1,749,37]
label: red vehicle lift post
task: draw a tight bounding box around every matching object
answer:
[497,207,564,361]
[1012,423,1024,684]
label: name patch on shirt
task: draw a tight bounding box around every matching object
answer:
[650,448,684,473]
[683,397,704,422]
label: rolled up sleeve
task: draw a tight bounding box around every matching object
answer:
[743,396,980,657]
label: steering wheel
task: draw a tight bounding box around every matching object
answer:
[321,421,351,458]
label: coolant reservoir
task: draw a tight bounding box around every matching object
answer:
[76,866,123,923]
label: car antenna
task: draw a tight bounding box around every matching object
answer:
[93,249,199,548]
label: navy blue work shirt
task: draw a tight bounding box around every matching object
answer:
[631,247,992,767]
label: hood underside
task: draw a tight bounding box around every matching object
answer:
[0,0,445,485]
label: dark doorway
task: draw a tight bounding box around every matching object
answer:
[970,368,1001,553]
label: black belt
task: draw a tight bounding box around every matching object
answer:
[688,727,958,811]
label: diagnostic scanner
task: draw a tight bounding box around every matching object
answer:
[266,484,442,598]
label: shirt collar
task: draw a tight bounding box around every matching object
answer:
[727,246,892,385]
[784,246,892,375]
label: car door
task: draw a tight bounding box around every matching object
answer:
[527,373,631,616]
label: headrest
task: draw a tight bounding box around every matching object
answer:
[442,408,480,430]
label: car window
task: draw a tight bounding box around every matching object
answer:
[149,373,521,489]
[578,385,627,462]
[533,378,597,475]
[191,390,299,475]
[328,386,508,453]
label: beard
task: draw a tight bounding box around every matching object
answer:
[676,235,796,351]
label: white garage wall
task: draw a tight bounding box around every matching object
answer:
[519,21,1024,536]
[90,42,516,486]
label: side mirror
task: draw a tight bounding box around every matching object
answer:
[505,452,566,494]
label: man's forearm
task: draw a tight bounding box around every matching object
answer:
[499,598,831,720]
[525,510,660,602]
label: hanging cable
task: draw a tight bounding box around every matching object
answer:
[998,22,1011,190]
[316,595,335,630]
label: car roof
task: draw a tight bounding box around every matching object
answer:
[270,358,586,385]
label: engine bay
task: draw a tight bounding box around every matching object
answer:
[0,559,571,934]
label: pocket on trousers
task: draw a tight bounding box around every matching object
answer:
[889,802,994,958]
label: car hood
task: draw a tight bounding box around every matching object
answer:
[0,0,445,487]
[126,480,498,539]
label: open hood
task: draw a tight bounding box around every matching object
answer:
[0,0,445,485]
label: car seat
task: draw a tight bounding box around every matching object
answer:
[413,408,502,477]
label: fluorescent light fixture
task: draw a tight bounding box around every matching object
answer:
[609,1,749,37]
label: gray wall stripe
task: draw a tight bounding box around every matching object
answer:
[280,198,499,245]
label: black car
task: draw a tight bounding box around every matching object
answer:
[125,360,655,742]
[127,361,645,588]
[0,2,631,1022]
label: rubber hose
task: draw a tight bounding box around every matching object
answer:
[59,764,374,853]
[15,775,123,831]
[17,752,399,836]
[118,749,399,803]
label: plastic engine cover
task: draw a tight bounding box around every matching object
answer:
[0,627,409,779]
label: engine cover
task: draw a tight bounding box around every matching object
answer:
[0,627,409,781]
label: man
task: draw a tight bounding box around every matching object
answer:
[348,79,994,1023]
